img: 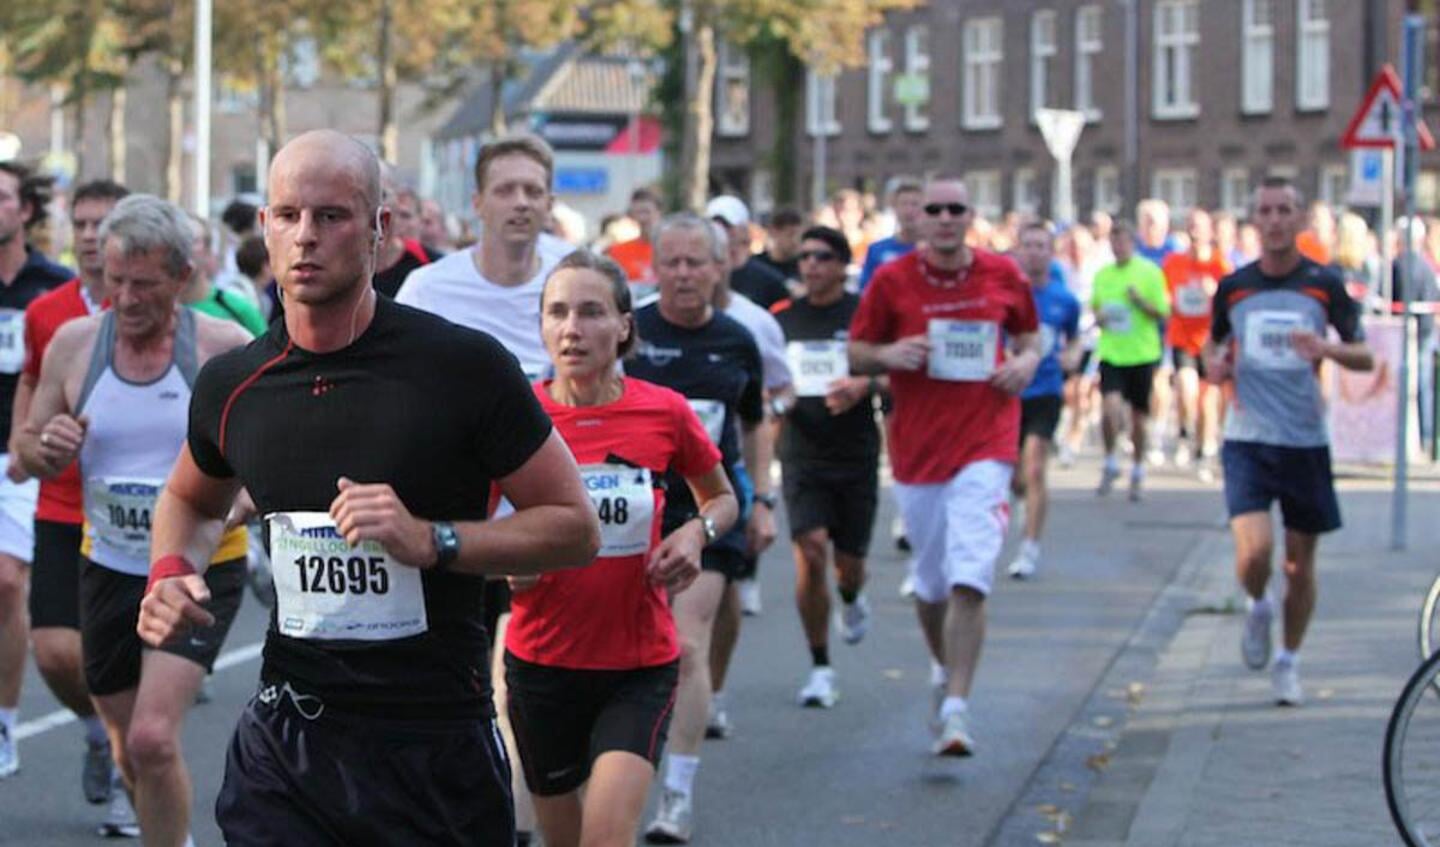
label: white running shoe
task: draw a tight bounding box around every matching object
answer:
[933,710,976,757]
[1241,599,1273,670]
[738,578,762,617]
[797,667,839,708]
[1096,465,1120,496]
[644,789,694,844]
[1272,658,1303,706]
[705,695,731,740]
[98,772,140,838]
[1057,443,1076,468]
[898,574,917,599]
[1128,471,1144,502]
[836,595,871,644]
[1197,462,1216,484]
[1007,544,1039,580]
[1174,442,1194,468]
[1146,446,1166,467]
[0,722,17,779]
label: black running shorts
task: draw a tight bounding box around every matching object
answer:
[80,557,244,697]
[780,462,879,557]
[217,689,515,846]
[505,653,678,797]
[29,520,81,629]
[1020,395,1064,443]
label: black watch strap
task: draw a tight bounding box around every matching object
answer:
[431,521,460,571]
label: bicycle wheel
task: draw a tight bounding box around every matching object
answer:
[1418,571,1440,661]
[1384,648,1440,846]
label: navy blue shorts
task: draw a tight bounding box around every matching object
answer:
[1221,441,1342,535]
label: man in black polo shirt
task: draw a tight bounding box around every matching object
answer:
[773,227,880,710]
[0,161,71,779]
[138,129,600,846]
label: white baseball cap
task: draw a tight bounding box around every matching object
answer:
[706,195,751,228]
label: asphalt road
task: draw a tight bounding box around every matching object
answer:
[0,459,1234,846]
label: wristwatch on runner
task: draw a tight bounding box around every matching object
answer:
[431,521,460,571]
[694,514,718,544]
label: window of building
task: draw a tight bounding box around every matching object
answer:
[1031,10,1057,119]
[806,70,841,137]
[868,29,894,134]
[903,25,931,131]
[1014,168,1040,215]
[282,37,321,89]
[1152,168,1198,217]
[1319,164,1348,208]
[963,17,1003,129]
[1418,171,1440,214]
[966,170,1003,220]
[1153,0,1200,119]
[1094,166,1121,214]
[1297,0,1330,110]
[1220,167,1251,216]
[1241,0,1273,114]
[716,41,751,137]
[1075,5,1103,121]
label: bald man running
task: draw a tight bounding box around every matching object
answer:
[138,130,600,846]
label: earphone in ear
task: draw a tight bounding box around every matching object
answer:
[373,208,384,249]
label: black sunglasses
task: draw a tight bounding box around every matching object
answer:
[924,202,969,217]
[798,249,839,262]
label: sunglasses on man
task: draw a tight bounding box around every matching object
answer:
[798,249,839,263]
[924,202,969,217]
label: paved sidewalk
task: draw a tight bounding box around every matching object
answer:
[1060,482,1438,846]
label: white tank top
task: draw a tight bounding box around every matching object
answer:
[78,310,199,576]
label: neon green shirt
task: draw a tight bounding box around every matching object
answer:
[1091,258,1170,366]
[188,287,267,337]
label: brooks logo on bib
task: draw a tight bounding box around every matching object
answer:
[927,319,998,382]
[0,310,24,374]
[1244,311,1308,370]
[86,478,161,559]
[580,464,655,558]
[787,341,848,398]
[268,511,427,641]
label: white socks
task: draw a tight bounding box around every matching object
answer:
[940,696,969,719]
[1275,648,1298,668]
[664,754,700,797]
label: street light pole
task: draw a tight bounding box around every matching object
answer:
[193,0,212,216]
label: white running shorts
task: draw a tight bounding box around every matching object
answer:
[0,457,38,564]
[894,460,1013,602]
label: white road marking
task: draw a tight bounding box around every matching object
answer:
[14,641,265,743]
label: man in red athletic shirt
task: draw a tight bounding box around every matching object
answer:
[849,176,1040,758]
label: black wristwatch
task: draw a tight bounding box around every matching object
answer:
[754,493,778,510]
[431,521,460,571]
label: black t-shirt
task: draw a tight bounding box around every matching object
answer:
[626,303,763,554]
[730,257,790,310]
[754,251,800,284]
[373,241,442,299]
[773,294,880,466]
[188,296,552,717]
[2,247,70,435]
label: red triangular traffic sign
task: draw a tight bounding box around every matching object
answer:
[1341,64,1435,151]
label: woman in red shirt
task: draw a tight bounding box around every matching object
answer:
[505,250,737,847]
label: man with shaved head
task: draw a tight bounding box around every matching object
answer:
[849,176,1041,757]
[138,129,601,845]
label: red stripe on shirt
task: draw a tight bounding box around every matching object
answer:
[219,341,293,457]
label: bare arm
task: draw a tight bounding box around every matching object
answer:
[17,325,89,479]
[849,335,930,375]
[646,463,738,593]
[7,376,34,482]
[1292,332,1373,372]
[741,418,777,556]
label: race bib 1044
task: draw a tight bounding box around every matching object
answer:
[580,464,655,558]
[927,319,998,382]
[787,341,849,398]
[0,309,24,374]
[268,511,428,642]
[1243,310,1310,371]
[687,398,726,445]
[85,478,161,559]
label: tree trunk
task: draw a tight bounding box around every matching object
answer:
[258,38,285,166]
[488,62,508,136]
[771,50,803,206]
[108,83,127,183]
[70,84,88,182]
[377,0,398,161]
[681,17,716,212]
[164,58,184,203]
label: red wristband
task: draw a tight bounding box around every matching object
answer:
[146,555,197,596]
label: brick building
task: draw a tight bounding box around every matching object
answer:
[709,0,1440,222]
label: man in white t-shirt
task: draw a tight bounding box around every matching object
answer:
[394,131,568,847]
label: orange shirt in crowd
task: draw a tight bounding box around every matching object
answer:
[1162,250,1231,354]
[1297,230,1331,266]
[607,238,654,283]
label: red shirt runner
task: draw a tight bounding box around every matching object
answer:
[1162,251,1230,355]
[506,377,721,670]
[850,249,1038,485]
[23,278,99,524]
